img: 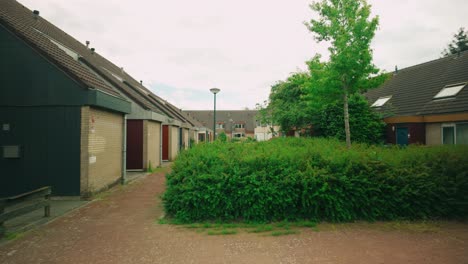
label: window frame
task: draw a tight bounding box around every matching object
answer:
[371,96,392,107]
[441,122,468,145]
[433,83,466,99]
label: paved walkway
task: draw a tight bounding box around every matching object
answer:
[0,169,467,264]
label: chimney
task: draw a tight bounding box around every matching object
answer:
[394,65,398,74]
[140,80,143,85]
[85,41,90,48]
[90,48,95,54]
[120,67,124,73]
[32,10,40,19]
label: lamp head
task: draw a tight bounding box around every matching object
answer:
[210,88,220,94]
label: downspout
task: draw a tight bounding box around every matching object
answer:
[159,122,163,166]
[121,114,127,184]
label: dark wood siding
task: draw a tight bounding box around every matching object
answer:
[0,106,81,196]
[385,123,426,145]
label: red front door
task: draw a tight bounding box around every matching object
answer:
[127,120,143,169]
[162,125,169,161]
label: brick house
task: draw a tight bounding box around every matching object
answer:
[0,1,131,197]
[185,110,278,141]
[366,51,468,145]
[0,0,204,197]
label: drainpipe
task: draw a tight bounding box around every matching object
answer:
[121,114,127,184]
[159,122,163,166]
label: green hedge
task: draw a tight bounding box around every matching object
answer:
[163,138,468,222]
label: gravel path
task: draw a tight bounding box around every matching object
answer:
[0,169,467,264]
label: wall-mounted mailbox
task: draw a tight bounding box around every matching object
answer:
[3,145,21,158]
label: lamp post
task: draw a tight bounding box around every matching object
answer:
[210,88,220,141]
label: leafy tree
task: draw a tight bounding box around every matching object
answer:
[315,94,385,144]
[442,27,468,57]
[305,0,379,148]
[266,72,314,133]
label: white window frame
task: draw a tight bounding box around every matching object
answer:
[441,122,468,145]
[233,132,244,138]
[371,96,392,107]
[434,83,466,99]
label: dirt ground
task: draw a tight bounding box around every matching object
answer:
[1,169,467,264]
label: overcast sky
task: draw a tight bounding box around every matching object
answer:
[19,0,468,110]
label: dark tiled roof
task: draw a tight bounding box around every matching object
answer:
[0,0,121,97]
[0,0,194,124]
[365,51,468,117]
[185,110,258,132]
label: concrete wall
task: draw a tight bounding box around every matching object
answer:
[143,120,161,169]
[426,123,442,145]
[254,125,280,141]
[81,106,123,196]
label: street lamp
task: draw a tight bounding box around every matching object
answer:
[210,88,220,141]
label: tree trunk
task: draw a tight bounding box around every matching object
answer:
[343,89,351,149]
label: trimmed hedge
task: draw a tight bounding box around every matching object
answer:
[163,138,468,222]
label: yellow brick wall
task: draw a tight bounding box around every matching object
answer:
[183,128,189,150]
[81,106,123,196]
[80,106,90,195]
[170,126,179,161]
[426,123,441,145]
[144,120,161,169]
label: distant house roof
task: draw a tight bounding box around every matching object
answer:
[365,51,468,117]
[185,110,258,132]
[0,0,197,126]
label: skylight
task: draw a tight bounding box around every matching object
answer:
[433,83,466,99]
[102,68,124,82]
[48,38,80,61]
[33,28,80,60]
[371,96,391,107]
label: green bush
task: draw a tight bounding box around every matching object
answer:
[314,94,386,144]
[163,138,468,223]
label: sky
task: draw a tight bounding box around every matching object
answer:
[19,0,468,110]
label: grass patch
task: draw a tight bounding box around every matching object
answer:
[247,225,274,233]
[293,221,317,228]
[207,229,238,235]
[270,230,299,236]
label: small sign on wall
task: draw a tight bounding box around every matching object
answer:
[89,155,97,164]
[2,123,10,131]
[3,145,21,158]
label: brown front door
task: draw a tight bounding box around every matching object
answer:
[127,120,143,169]
[162,125,169,161]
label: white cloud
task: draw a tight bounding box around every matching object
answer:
[19,0,468,109]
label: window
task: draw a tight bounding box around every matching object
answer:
[33,28,80,60]
[434,83,466,99]
[371,96,391,107]
[234,123,245,129]
[442,123,468,145]
[456,123,468,145]
[102,68,124,82]
[233,133,244,138]
[216,123,224,129]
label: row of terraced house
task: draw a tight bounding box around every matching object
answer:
[0,0,213,198]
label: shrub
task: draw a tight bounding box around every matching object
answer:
[163,138,468,222]
[314,94,386,144]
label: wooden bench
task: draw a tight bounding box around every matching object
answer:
[0,186,51,238]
